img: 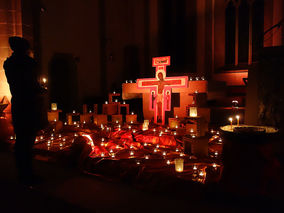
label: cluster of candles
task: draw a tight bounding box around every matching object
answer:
[228,115,240,129]
[189,76,205,81]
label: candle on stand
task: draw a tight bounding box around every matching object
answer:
[51,103,57,111]
[236,115,240,126]
[229,117,233,129]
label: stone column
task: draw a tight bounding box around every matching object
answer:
[234,0,240,66]
[196,0,206,76]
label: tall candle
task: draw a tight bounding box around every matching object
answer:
[229,117,233,129]
[236,115,240,126]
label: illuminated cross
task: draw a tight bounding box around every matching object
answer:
[137,56,188,125]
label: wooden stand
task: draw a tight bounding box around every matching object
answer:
[125,114,137,123]
[94,114,108,125]
[47,110,62,122]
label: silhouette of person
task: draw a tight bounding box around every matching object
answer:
[3,37,46,185]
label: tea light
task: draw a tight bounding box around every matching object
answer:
[123,101,126,104]
[143,143,147,146]
[153,129,156,132]
[116,145,119,149]
[189,77,193,81]
[110,149,113,153]
[129,80,133,83]
[133,130,136,133]
[62,138,66,142]
[174,158,184,172]
[166,160,171,165]
[176,148,179,152]
[113,91,116,94]
[59,134,62,138]
[73,110,76,113]
[42,77,47,84]
[199,171,204,177]
[145,155,149,159]
[174,132,177,135]
[101,153,105,157]
[154,149,158,153]
[236,115,240,126]
[214,151,218,157]
[193,165,197,170]
[128,126,131,129]
[105,101,108,104]
[179,153,184,157]
[162,151,166,156]
[130,151,134,156]
[131,112,134,115]
[89,110,92,113]
[40,136,43,140]
[136,161,141,165]
[212,163,217,168]
[115,99,118,103]
[10,136,13,140]
[156,144,159,148]
[74,133,78,137]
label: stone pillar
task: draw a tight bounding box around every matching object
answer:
[213,0,226,70]
[248,0,254,65]
[234,0,240,66]
[272,0,284,46]
[196,0,206,76]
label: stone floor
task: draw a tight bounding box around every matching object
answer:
[0,150,283,213]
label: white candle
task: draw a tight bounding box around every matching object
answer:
[174,158,184,172]
[51,103,57,111]
[229,117,233,129]
[236,115,240,126]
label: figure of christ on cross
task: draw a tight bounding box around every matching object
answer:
[137,56,188,125]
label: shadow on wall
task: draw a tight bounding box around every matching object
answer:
[48,53,79,114]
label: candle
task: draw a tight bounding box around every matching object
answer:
[105,101,108,104]
[174,158,184,172]
[145,155,149,159]
[131,112,134,115]
[51,103,57,111]
[166,160,171,165]
[229,117,233,129]
[189,106,198,117]
[73,110,76,113]
[236,115,240,126]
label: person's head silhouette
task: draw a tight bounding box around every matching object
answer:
[8,36,30,54]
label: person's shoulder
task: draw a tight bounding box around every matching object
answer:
[3,56,13,69]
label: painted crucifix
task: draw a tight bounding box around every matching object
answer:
[137,56,188,125]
